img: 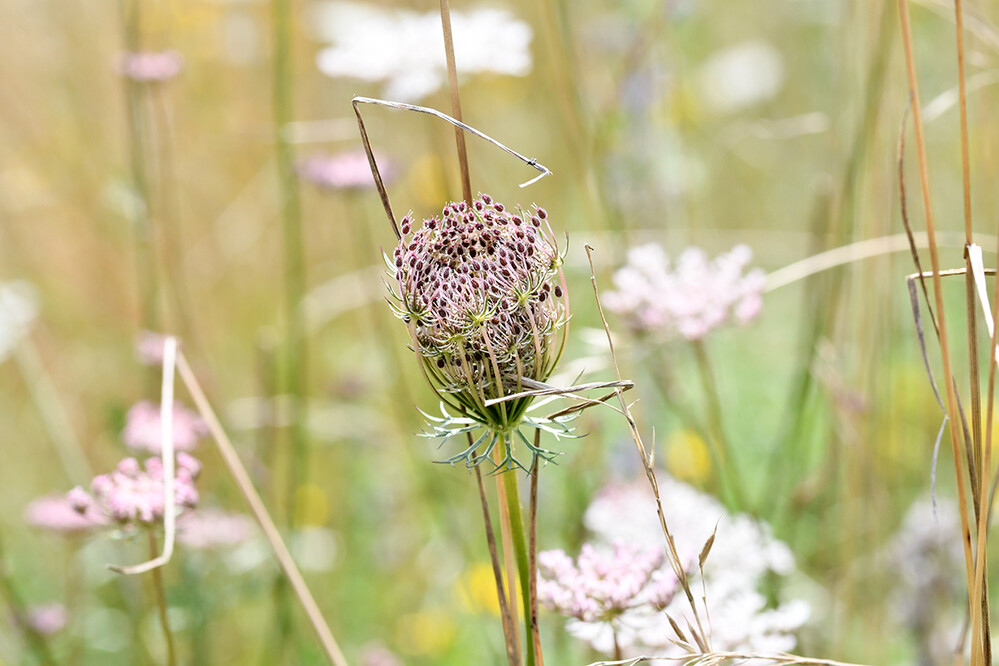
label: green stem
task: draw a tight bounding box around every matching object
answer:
[148,532,177,666]
[691,340,748,512]
[500,436,535,666]
[272,0,307,529]
[0,531,56,665]
[120,0,159,338]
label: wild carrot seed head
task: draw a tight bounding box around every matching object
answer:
[390,194,567,429]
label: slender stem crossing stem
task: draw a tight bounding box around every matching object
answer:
[148,532,177,666]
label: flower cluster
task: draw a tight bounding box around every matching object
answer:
[604,243,765,340]
[26,603,68,636]
[538,541,679,650]
[313,2,531,101]
[67,455,200,528]
[115,50,184,83]
[296,150,385,191]
[390,195,567,430]
[135,331,181,366]
[123,400,208,454]
[540,475,808,657]
[24,494,106,535]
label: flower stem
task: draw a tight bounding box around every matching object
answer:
[528,437,544,666]
[0,530,56,665]
[271,0,308,530]
[119,0,159,338]
[492,446,522,658]
[499,436,536,666]
[148,532,177,666]
[691,340,747,511]
[438,0,472,204]
[473,448,520,666]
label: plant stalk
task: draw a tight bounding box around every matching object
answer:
[897,1,979,659]
[691,340,747,511]
[473,451,520,666]
[148,532,177,666]
[500,436,536,666]
[528,433,544,666]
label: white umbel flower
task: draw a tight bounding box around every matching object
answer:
[312,1,532,101]
[558,475,809,658]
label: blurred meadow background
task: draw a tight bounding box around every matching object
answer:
[2,0,998,663]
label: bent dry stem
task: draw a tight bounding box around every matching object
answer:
[175,351,348,666]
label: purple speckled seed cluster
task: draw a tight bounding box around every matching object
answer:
[391,194,566,405]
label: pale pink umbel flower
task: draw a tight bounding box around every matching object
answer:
[561,476,809,658]
[539,541,678,622]
[116,50,184,83]
[135,331,182,366]
[295,150,390,191]
[604,243,765,340]
[68,455,200,527]
[123,400,207,454]
[23,494,106,534]
[177,508,256,550]
[26,603,68,636]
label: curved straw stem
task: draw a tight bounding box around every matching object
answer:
[351,96,553,238]
[175,351,349,666]
[109,336,178,575]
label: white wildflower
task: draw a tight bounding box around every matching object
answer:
[545,475,809,658]
[0,280,39,363]
[311,1,532,101]
[698,40,785,114]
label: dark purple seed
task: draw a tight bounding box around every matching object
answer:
[554,286,563,298]
[536,208,547,219]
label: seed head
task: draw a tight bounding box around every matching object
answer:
[390,194,567,429]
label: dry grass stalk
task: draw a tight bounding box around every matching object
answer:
[175,351,349,666]
[896,3,982,663]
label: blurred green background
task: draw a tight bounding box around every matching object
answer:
[2,0,998,663]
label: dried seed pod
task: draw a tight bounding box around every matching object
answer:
[389,194,568,430]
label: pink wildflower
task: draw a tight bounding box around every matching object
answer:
[604,243,765,340]
[538,541,677,623]
[115,50,184,83]
[23,494,105,534]
[122,400,207,454]
[68,455,200,527]
[135,331,181,366]
[296,150,391,190]
[177,508,256,550]
[26,604,68,636]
